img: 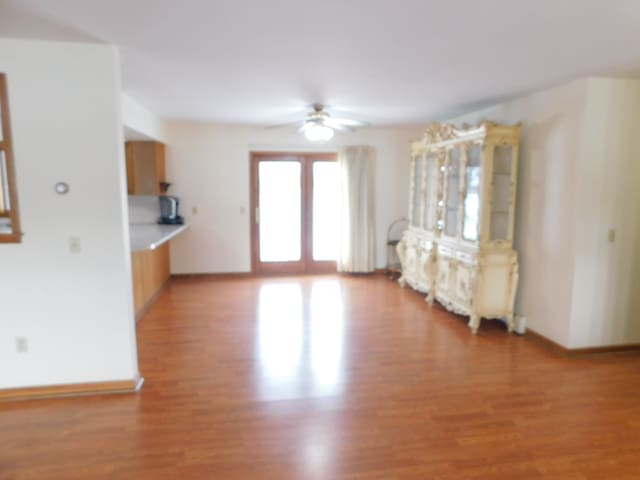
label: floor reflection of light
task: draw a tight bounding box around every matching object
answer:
[310,281,344,395]
[255,280,346,401]
[303,422,333,479]
[257,283,303,382]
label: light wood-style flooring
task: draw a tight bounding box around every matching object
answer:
[2,275,640,479]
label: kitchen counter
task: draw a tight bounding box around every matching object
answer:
[130,223,188,252]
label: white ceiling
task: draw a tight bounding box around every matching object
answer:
[2,0,640,126]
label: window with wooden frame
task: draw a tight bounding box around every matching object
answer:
[0,73,21,243]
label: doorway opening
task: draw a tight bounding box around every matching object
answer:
[250,152,340,274]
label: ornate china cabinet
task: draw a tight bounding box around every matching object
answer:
[397,121,521,334]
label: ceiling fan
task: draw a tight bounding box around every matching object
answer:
[268,103,369,142]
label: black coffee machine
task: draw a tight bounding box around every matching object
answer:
[158,195,184,225]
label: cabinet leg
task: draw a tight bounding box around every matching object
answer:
[425,291,435,307]
[506,314,515,333]
[468,315,481,335]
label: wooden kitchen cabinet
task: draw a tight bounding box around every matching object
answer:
[125,141,166,195]
[131,242,170,320]
[132,251,146,314]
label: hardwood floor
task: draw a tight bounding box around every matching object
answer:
[2,275,640,479]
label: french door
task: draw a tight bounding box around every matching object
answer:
[250,152,340,274]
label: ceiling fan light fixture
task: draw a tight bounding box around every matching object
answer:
[304,123,334,142]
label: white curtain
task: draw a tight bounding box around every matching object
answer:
[337,146,376,273]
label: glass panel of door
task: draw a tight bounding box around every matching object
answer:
[258,161,302,262]
[252,154,339,273]
[312,161,340,262]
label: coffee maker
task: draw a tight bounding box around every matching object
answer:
[158,195,184,225]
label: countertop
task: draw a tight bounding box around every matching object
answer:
[130,223,188,252]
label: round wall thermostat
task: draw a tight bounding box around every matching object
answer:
[54,182,70,195]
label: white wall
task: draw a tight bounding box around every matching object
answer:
[568,78,640,348]
[451,77,640,348]
[0,39,139,389]
[165,124,421,274]
[122,93,168,142]
[450,80,588,347]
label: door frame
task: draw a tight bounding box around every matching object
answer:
[250,151,339,274]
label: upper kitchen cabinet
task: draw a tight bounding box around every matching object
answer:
[125,141,166,195]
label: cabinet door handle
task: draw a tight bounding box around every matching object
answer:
[255,207,260,225]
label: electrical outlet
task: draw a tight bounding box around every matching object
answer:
[69,237,81,253]
[192,206,198,215]
[16,337,28,353]
[608,229,616,243]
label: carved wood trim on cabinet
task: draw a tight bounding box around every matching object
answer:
[398,121,521,334]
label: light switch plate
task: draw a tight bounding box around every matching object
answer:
[16,337,28,353]
[69,237,81,253]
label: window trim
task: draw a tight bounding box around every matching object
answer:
[0,73,22,243]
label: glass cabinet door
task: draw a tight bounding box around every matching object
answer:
[444,147,460,238]
[489,145,514,241]
[408,157,416,226]
[410,154,425,228]
[462,144,481,242]
[422,152,437,231]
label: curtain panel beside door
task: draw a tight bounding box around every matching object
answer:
[338,146,376,273]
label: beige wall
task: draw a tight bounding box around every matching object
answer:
[451,77,640,348]
[122,93,169,142]
[568,78,640,347]
[0,39,139,389]
[165,124,422,274]
[163,77,640,348]
[450,80,588,347]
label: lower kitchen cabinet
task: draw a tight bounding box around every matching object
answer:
[131,242,170,319]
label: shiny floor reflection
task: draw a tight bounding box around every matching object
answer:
[256,280,344,401]
[3,275,640,479]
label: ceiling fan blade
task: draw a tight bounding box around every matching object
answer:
[267,104,369,134]
[298,120,350,133]
[326,123,351,132]
[324,117,369,128]
[265,120,305,130]
[297,122,314,133]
